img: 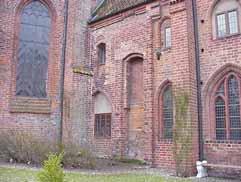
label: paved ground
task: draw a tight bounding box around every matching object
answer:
[0,162,240,182]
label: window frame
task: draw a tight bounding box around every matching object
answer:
[216,9,240,38]
[94,113,112,139]
[159,83,174,140]
[97,43,106,65]
[16,1,52,98]
[213,73,241,141]
[164,27,172,49]
[160,18,172,51]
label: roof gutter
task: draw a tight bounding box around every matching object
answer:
[89,0,155,24]
[191,0,204,160]
[59,0,69,144]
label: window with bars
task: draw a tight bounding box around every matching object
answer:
[162,85,173,139]
[94,92,112,138]
[94,113,111,138]
[97,43,106,65]
[216,10,239,38]
[16,1,51,98]
[214,74,241,140]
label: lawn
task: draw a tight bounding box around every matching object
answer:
[0,167,189,182]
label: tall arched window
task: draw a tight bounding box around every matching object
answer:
[16,1,51,98]
[94,92,112,138]
[161,18,171,49]
[160,84,173,139]
[214,74,241,140]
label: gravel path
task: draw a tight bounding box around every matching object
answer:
[0,162,240,182]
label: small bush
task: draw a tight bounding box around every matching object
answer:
[61,142,96,169]
[0,130,57,164]
[37,153,65,182]
[113,156,146,165]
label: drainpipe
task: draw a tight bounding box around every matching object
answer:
[191,0,204,161]
[59,0,69,144]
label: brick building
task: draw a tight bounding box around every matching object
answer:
[1,0,241,177]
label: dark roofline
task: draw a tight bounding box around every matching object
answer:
[89,0,155,24]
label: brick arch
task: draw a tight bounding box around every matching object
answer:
[206,0,241,39]
[15,0,57,20]
[160,16,171,25]
[92,89,113,112]
[203,63,241,139]
[123,53,144,62]
[154,80,172,140]
[208,0,241,18]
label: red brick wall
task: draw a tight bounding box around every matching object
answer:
[0,0,93,146]
[0,0,66,142]
[89,0,199,173]
[197,0,241,169]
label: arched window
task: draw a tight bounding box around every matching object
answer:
[16,1,51,98]
[97,43,106,65]
[214,74,241,140]
[94,92,112,138]
[212,0,241,38]
[161,84,173,139]
[161,18,171,49]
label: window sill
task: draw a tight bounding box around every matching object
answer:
[162,47,172,52]
[205,140,241,144]
[9,97,51,114]
[158,138,173,143]
[94,136,111,140]
[215,33,241,41]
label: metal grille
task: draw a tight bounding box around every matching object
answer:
[215,97,226,140]
[163,85,173,139]
[16,1,51,98]
[228,76,241,140]
[95,113,111,138]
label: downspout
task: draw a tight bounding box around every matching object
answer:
[191,0,204,161]
[59,0,69,144]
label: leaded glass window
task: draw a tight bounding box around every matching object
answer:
[214,75,241,140]
[16,1,51,98]
[163,85,173,139]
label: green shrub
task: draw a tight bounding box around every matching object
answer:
[37,153,65,182]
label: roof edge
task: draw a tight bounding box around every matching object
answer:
[89,0,155,24]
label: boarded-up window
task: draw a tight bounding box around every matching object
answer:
[16,1,51,98]
[128,59,144,106]
[94,93,112,138]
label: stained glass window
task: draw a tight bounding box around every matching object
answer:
[16,1,51,98]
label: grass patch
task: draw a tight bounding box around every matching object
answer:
[0,167,190,182]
